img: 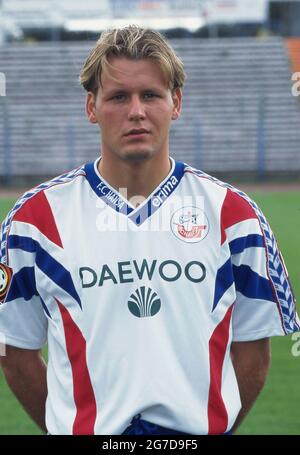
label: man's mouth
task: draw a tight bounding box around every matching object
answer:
[124,129,150,137]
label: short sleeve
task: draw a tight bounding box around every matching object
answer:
[0,203,48,350]
[221,188,300,341]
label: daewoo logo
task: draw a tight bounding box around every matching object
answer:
[128,286,161,318]
[79,259,206,288]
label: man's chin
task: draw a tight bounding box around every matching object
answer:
[121,149,155,162]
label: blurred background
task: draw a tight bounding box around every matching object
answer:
[0,0,300,436]
[0,0,299,184]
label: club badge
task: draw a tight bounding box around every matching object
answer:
[0,263,13,303]
[171,206,209,243]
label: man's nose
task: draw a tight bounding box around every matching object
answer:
[128,95,146,120]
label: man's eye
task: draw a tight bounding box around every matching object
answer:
[111,94,126,101]
[144,93,157,99]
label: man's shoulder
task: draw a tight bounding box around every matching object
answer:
[10,165,86,214]
[183,163,227,190]
[1,165,87,237]
[183,163,257,207]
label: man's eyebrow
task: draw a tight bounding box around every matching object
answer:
[103,89,127,97]
[103,87,164,97]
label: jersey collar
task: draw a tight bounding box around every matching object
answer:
[84,157,185,226]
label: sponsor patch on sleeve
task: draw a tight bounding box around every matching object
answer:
[0,263,13,303]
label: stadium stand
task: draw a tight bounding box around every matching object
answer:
[1,0,57,29]
[0,36,300,181]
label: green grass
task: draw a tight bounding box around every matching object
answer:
[0,198,17,221]
[235,191,300,435]
[0,197,44,434]
[0,192,299,434]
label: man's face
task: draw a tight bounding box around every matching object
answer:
[86,57,182,163]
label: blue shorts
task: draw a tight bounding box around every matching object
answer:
[121,414,232,435]
[121,414,188,435]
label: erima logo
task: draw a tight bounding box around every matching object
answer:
[152,176,178,207]
[79,259,206,288]
[128,286,161,318]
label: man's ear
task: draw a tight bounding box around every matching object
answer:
[86,92,98,124]
[171,87,182,120]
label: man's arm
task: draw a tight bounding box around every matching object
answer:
[230,338,271,433]
[0,345,47,433]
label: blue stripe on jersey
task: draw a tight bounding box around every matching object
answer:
[233,264,275,302]
[229,234,265,255]
[6,266,38,302]
[185,166,300,334]
[40,296,52,319]
[0,166,86,265]
[212,258,234,312]
[36,249,82,309]
[7,234,36,253]
[84,161,133,216]
[7,235,82,309]
[6,266,52,318]
[84,158,186,226]
[128,160,186,226]
[0,219,7,263]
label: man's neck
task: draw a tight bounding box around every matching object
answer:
[98,154,171,205]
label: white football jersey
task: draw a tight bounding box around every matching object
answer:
[0,157,299,435]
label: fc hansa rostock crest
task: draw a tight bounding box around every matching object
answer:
[0,263,13,303]
[171,206,209,243]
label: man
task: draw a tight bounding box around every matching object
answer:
[0,25,299,435]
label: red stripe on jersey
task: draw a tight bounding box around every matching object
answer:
[57,299,97,435]
[207,304,233,435]
[13,190,63,248]
[220,189,257,245]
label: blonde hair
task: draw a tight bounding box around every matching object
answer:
[79,25,186,94]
